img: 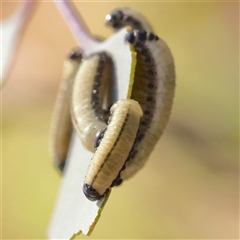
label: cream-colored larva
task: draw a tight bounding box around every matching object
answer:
[50,49,82,171]
[83,99,143,200]
[71,52,113,153]
[104,8,176,183]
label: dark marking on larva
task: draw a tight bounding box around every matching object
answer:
[125,32,135,44]
[115,29,159,181]
[126,30,160,47]
[144,110,150,115]
[147,96,153,102]
[94,128,107,150]
[147,83,154,89]
[90,52,112,124]
[148,32,155,41]
[147,69,155,76]
[141,121,148,126]
[138,30,147,41]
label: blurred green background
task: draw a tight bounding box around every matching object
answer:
[2,1,239,239]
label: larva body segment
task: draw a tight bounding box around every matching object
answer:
[50,50,82,171]
[83,99,143,201]
[71,52,113,153]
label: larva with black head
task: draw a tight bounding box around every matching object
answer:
[105,7,153,32]
[50,49,82,171]
[83,99,143,201]
[105,9,176,185]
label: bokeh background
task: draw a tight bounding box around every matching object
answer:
[2,1,239,239]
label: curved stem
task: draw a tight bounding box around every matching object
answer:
[53,0,98,56]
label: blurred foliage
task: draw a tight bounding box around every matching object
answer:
[2,1,239,239]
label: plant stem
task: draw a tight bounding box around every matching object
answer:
[53,0,98,56]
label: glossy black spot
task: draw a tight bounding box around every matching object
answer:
[144,110,150,115]
[94,128,106,150]
[147,96,153,102]
[138,30,147,41]
[116,10,124,20]
[148,33,155,41]
[133,20,141,28]
[125,15,133,22]
[137,133,145,142]
[109,14,117,21]
[130,149,138,158]
[83,183,102,201]
[147,69,155,76]
[115,178,123,186]
[147,83,154,89]
[111,177,123,187]
[125,32,135,44]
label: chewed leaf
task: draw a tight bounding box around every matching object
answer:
[48,26,137,239]
[1,0,34,87]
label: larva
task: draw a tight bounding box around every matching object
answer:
[50,49,82,171]
[104,8,175,184]
[83,99,143,200]
[71,52,113,153]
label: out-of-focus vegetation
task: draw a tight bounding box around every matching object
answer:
[2,1,239,239]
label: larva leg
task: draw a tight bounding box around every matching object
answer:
[71,52,113,153]
[50,49,82,171]
[83,99,143,201]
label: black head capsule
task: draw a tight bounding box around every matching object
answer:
[83,184,102,201]
[105,10,124,30]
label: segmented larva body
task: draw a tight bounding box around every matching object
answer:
[51,7,175,201]
[105,8,175,183]
[83,100,143,200]
[71,52,112,152]
[50,50,82,171]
